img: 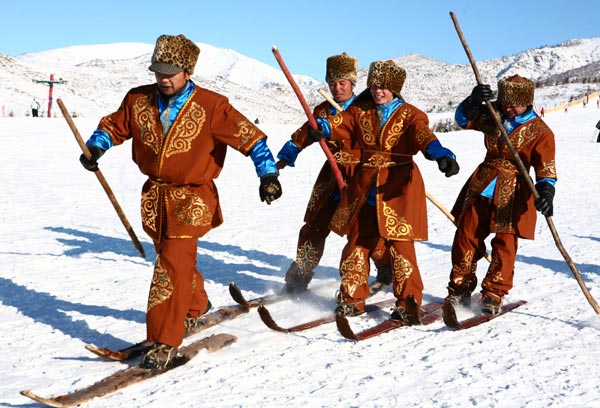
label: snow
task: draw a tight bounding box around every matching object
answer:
[2,40,600,407]
[1,101,600,407]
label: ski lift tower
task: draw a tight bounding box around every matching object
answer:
[33,74,67,117]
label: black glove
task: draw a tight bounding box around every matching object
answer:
[461,84,494,120]
[79,146,105,172]
[535,182,555,216]
[259,174,282,204]
[436,156,460,177]
[308,127,324,142]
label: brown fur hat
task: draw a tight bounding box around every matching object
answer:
[497,74,534,106]
[149,34,200,75]
[367,60,406,97]
[325,52,359,84]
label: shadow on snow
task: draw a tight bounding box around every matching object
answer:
[0,226,341,348]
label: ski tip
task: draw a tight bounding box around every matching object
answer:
[442,299,462,330]
[228,282,249,306]
[21,390,66,407]
[257,304,286,332]
[272,45,278,51]
[335,313,359,341]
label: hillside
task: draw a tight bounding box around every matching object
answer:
[1,37,600,122]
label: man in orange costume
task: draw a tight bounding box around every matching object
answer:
[79,34,282,368]
[447,74,556,315]
[276,52,391,295]
[311,60,460,320]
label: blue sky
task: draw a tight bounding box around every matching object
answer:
[3,0,598,79]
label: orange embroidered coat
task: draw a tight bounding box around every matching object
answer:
[97,83,266,242]
[289,101,361,222]
[451,108,557,239]
[327,98,438,241]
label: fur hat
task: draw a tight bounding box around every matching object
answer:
[497,74,534,106]
[148,34,200,75]
[367,60,406,97]
[325,52,359,84]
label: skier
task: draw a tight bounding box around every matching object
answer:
[310,60,459,320]
[276,52,392,295]
[79,34,282,369]
[446,74,557,315]
[31,98,40,117]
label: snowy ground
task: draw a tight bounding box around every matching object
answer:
[1,103,600,407]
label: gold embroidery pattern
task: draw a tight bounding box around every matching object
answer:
[451,249,475,283]
[296,241,320,272]
[330,199,358,232]
[383,202,412,238]
[170,187,212,227]
[390,246,413,295]
[307,181,329,213]
[134,96,160,154]
[414,126,432,146]
[333,151,360,165]
[487,254,503,283]
[233,118,258,149]
[330,112,344,127]
[494,175,516,232]
[191,272,197,296]
[141,184,160,232]
[383,109,408,150]
[164,102,204,158]
[536,159,557,179]
[507,123,538,152]
[147,256,174,311]
[358,111,377,147]
[340,248,368,297]
[364,154,396,168]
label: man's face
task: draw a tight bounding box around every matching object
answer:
[501,104,527,119]
[328,79,355,103]
[155,71,191,96]
[370,86,394,105]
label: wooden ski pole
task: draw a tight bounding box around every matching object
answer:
[57,99,146,259]
[449,11,600,313]
[319,88,492,263]
[271,46,345,191]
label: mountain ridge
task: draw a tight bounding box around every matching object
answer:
[1,37,599,122]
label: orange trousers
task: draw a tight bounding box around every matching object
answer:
[449,196,517,301]
[338,204,423,310]
[286,197,390,284]
[146,237,209,347]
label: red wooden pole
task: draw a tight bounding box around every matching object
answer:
[47,74,54,118]
[271,46,345,191]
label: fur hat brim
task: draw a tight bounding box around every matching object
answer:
[149,62,184,75]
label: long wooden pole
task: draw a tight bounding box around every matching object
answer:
[271,46,345,191]
[449,11,600,314]
[57,99,146,259]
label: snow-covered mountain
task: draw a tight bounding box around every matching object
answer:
[1,37,600,122]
